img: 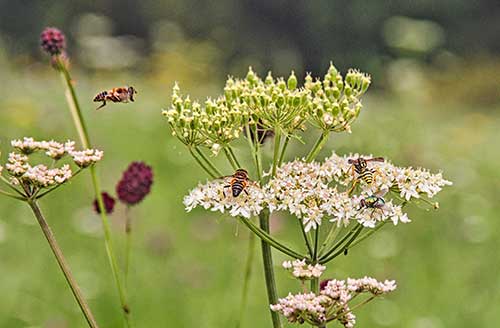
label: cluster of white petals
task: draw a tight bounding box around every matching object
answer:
[6,153,30,176]
[282,259,326,280]
[321,152,453,201]
[70,149,104,168]
[11,137,76,160]
[184,153,450,229]
[184,179,264,219]
[271,276,396,327]
[23,164,72,187]
[270,292,330,324]
[1,138,104,197]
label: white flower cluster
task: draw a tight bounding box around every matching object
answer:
[184,179,264,219]
[22,164,72,187]
[271,277,396,327]
[70,149,104,168]
[282,259,326,280]
[270,292,330,325]
[11,137,76,160]
[321,152,453,201]
[184,153,451,229]
[1,138,104,195]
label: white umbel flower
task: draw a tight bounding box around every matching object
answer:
[183,179,264,219]
[271,275,396,326]
[282,259,326,280]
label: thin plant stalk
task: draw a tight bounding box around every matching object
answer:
[228,146,242,168]
[238,217,304,259]
[277,135,290,167]
[305,131,330,163]
[124,206,132,288]
[188,147,217,178]
[236,232,256,328]
[318,224,342,258]
[298,219,313,258]
[258,210,282,328]
[195,147,224,177]
[57,58,132,327]
[271,130,282,177]
[224,147,239,170]
[28,200,99,328]
[320,225,363,264]
[0,188,25,201]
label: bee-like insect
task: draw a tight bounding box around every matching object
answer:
[222,169,251,197]
[93,86,137,110]
[347,156,384,194]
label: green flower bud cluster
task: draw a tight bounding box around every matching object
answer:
[305,63,371,132]
[163,62,371,149]
[224,68,311,134]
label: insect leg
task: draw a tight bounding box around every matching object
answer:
[96,101,106,110]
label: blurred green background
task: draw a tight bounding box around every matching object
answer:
[0,1,499,327]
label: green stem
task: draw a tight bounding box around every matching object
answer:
[305,131,330,163]
[224,147,238,170]
[58,62,91,148]
[28,200,99,328]
[313,226,320,260]
[228,146,242,168]
[91,168,132,326]
[277,135,290,167]
[348,221,387,250]
[244,124,262,181]
[319,224,360,262]
[195,147,224,177]
[271,130,282,177]
[58,59,131,327]
[319,225,363,264]
[257,211,282,328]
[124,206,132,289]
[318,224,341,258]
[0,188,25,201]
[0,175,27,197]
[298,219,313,258]
[188,147,217,178]
[236,232,256,328]
[238,216,304,259]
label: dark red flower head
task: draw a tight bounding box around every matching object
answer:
[40,27,66,56]
[116,162,153,205]
[93,192,116,214]
[320,279,332,291]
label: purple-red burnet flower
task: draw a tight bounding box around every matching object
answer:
[116,162,153,205]
[93,192,116,214]
[40,27,66,56]
[320,279,332,291]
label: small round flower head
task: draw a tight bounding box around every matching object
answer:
[116,162,153,205]
[93,192,116,214]
[11,137,41,154]
[40,27,66,56]
[70,149,104,168]
[39,140,66,160]
[6,153,30,176]
[282,259,326,280]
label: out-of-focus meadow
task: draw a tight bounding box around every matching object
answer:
[0,1,499,327]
